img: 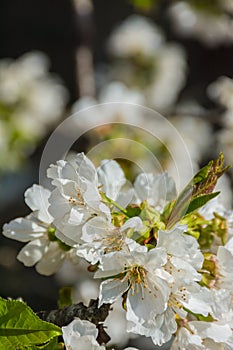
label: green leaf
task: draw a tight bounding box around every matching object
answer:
[0,297,62,350]
[130,0,159,11]
[20,337,64,350]
[58,287,73,309]
[37,337,64,350]
[125,205,141,218]
[164,153,230,229]
[185,192,220,216]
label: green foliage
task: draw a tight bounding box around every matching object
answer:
[0,297,62,350]
[47,227,71,252]
[130,0,159,11]
[189,0,223,15]
[164,153,230,229]
[185,192,220,216]
[130,0,224,15]
[182,210,229,250]
[58,287,73,310]
[126,205,141,218]
[21,337,64,350]
[200,253,219,288]
[130,201,165,245]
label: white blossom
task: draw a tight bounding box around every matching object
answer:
[47,153,110,245]
[157,226,204,271]
[62,318,139,350]
[171,320,233,350]
[108,15,164,59]
[106,15,186,112]
[134,172,177,209]
[126,226,207,346]
[210,289,233,324]
[208,76,233,112]
[169,2,233,47]
[95,242,174,340]
[78,216,143,264]
[71,81,146,128]
[217,237,233,289]
[145,43,186,111]
[62,318,105,350]
[97,158,133,206]
[2,185,68,275]
[208,77,233,168]
[0,51,67,171]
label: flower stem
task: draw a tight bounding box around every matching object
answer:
[101,192,129,217]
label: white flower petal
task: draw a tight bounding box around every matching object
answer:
[68,207,85,226]
[56,221,83,245]
[24,184,53,223]
[47,160,78,187]
[116,187,134,208]
[145,247,167,271]
[36,242,66,275]
[171,326,204,350]
[183,287,212,317]
[127,282,165,323]
[134,172,176,207]
[203,339,225,350]
[126,238,148,253]
[170,256,202,283]
[82,217,113,244]
[121,217,143,231]
[98,159,126,200]
[83,181,106,213]
[191,321,232,343]
[76,244,100,265]
[218,246,233,272]
[95,251,130,278]
[55,229,77,246]
[158,227,204,269]
[17,238,48,266]
[62,318,104,350]
[225,236,233,253]
[3,216,46,242]
[76,153,98,183]
[48,188,71,221]
[151,307,177,346]
[99,278,129,306]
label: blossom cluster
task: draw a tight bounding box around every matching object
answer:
[71,14,214,187]
[106,15,187,113]
[208,76,233,168]
[3,152,233,349]
[169,0,233,46]
[0,51,67,171]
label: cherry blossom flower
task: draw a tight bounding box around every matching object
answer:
[47,153,111,245]
[97,158,133,206]
[62,318,139,350]
[126,226,207,345]
[62,318,105,350]
[108,15,164,59]
[169,2,233,47]
[134,172,177,210]
[0,52,67,171]
[171,320,233,350]
[77,216,144,264]
[217,236,233,289]
[107,15,187,112]
[95,242,173,336]
[3,185,70,275]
